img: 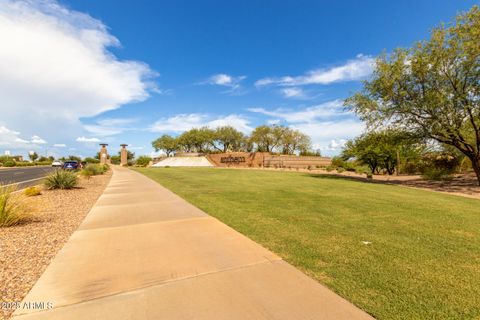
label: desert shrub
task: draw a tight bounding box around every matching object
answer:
[331,156,345,168]
[422,167,454,181]
[24,186,41,196]
[401,161,421,175]
[79,169,93,179]
[366,173,373,179]
[325,166,334,172]
[337,167,345,173]
[355,166,369,175]
[3,160,16,167]
[81,163,109,177]
[420,152,459,180]
[35,161,52,166]
[110,155,120,165]
[44,170,78,190]
[0,155,12,163]
[84,157,100,164]
[14,162,34,167]
[135,156,152,167]
[0,186,28,227]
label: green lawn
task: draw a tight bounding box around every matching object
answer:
[134,167,480,320]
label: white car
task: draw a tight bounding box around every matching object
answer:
[51,160,63,167]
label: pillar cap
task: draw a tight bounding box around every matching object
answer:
[99,143,108,147]
[120,144,128,147]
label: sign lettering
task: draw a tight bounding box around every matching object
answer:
[220,156,246,164]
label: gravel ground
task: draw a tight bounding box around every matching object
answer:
[0,172,111,319]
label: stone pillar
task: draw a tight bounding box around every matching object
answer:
[120,144,128,166]
[99,143,109,165]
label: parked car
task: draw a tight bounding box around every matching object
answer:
[51,160,63,167]
[62,160,80,170]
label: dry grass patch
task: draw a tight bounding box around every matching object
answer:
[0,186,30,227]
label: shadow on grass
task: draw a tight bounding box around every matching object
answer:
[304,173,373,184]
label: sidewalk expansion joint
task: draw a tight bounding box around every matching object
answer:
[14,258,283,317]
[76,216,212,233]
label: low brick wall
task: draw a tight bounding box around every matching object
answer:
[207,152,266,167]
[263,155,331,168]
[207,153,331,168]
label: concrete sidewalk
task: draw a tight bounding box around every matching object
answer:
[13,166,373,319]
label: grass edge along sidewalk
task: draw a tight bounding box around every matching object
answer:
[134,167,480,320]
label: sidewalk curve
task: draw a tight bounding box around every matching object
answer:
[13,166,373,320]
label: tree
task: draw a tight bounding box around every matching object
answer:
[250,125,282,152]
[28,152,38,162]
[346,6,480,184]
[84,157,100,164]
[152,135,178,156]
[279,128,312,155]
[342,130,421,175]
[118,150,134,160]
[135,156,152,167]
[177,127,214,153]
[110,155,120,165]
[213,126,245,152]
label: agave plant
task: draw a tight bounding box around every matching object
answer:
[44,170,78,190]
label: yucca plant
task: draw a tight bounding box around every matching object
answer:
[44,170,78,190]
[0,186,27,227]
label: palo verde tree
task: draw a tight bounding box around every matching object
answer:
[346,6,480,184]
[249,125,310,153]
[212,126,245,152]
[279,127,312,155]
[177,127,214,153]
[249,125,279,152]
[342,130,421,174]
[152,134,179,156]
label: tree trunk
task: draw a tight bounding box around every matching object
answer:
[471,157,480,186]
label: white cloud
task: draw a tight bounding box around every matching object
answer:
[203,73,246,92]
[76,136,100,143]
[247,100,364,155]
[318,139,348,151]
[83,118,138,136]
[0,126,49,149]
[248,100,345,123]
[150,114,252,133]
[291,120,364,154]
[280,87,308,99]
[31,135,47,144]
[96,118,138,127]
[53,143,66,147]
[0,0,156,145]
[129,146,145,150]
[266,119,281,125]
[0,126,24,147]
[256,54,374,87]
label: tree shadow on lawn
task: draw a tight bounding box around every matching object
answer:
[305,173,374,184]
[305,173,480,199]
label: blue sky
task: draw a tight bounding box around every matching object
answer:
[0,0,477,158]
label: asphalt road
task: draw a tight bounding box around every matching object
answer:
[0,166,56,189]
